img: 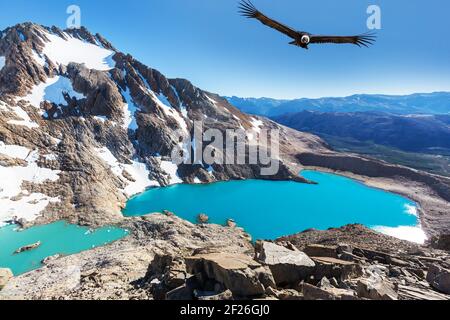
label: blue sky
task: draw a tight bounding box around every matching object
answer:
[1,0,449,99]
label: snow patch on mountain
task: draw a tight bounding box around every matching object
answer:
[7,104,39,128]
[160,160,183,185]
[170,85,188,118]
[123,160,159,196]
[41,76,85,105]
[0,56,5,71]
[373,225,427,244]
[251,118,264,134]
[23,77,58,110]
[155,93,188,134]
[43,153,57,161]
[404,204,418,217]
[180,105,188,118]
[93,116,107,123]
[23,76,85,113]
[247,118,264,141]
[205,94,217,106]
[95,147,158,197]
[121,89,139,130]
[0,193,60,227]
[41,31,115,71]
[0,144,61,188]
[156,93,171,108]
[134,72,188,132]
[31,50,46,67]
[0,143,32,160]
[0,143,61,225]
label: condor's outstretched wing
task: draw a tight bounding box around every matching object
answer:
[309,33,376,47]
[239,0,301,40]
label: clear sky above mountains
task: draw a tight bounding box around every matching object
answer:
[1,0,449,99]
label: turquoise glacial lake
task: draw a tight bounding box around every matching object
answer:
[0,221,128,275]
[123,171,420,241]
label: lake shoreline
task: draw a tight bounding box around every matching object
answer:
[300,165,443,241]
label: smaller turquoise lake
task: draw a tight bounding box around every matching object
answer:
[0,221,128,275]
[123,171,419,241]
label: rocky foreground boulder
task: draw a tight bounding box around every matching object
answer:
[186,253,274,297]
[430,234,450,251]
[254,241,315,286]
[357,276,398,300]
[426,264,450,294]
[300,282,357,300]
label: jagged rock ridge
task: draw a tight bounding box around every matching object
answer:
[0,23,324,227]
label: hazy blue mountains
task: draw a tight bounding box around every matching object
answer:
[227,92,450,117]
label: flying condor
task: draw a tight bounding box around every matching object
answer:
[239,0,376,49]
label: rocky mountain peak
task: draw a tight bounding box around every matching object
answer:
[0,23,319,227]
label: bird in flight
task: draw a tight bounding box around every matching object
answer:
[238,0,376,50]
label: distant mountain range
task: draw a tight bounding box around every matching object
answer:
[273,111,450,154]
[227,93,450,176]
[227,92,450,117]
